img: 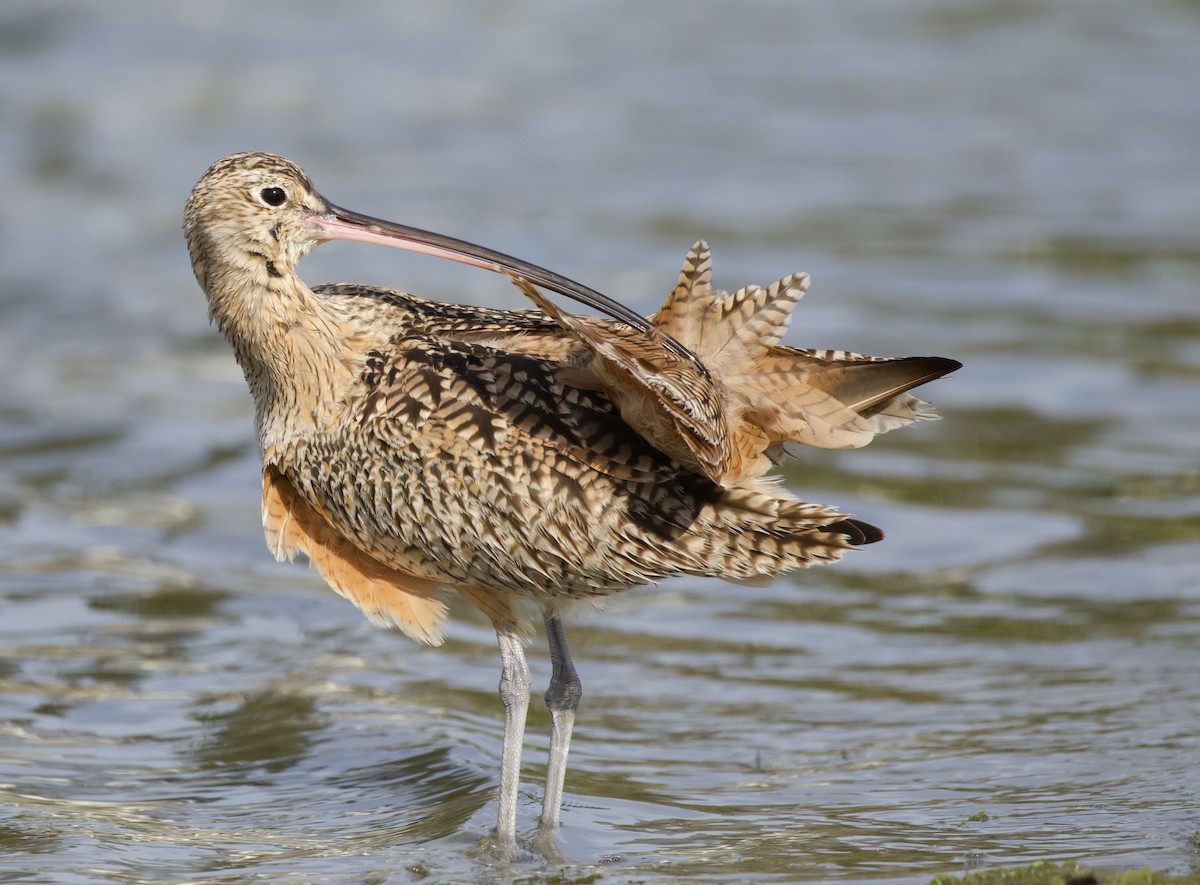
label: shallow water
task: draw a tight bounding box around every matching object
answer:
[1,1,1198,883]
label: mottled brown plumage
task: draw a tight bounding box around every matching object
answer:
[184,151,959,850]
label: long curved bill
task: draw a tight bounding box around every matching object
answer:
[311,201,706,373]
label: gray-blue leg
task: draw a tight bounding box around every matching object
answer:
[539,610,582,831]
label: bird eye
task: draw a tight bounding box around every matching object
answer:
[260,186,287,207]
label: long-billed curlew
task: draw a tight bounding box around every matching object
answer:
[184,151,960,849]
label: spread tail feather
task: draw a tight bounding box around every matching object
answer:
[511,241,960,485]
[731,351,961,452]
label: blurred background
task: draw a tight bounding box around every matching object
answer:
[0,2,1197,883]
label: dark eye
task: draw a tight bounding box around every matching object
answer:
[260,186,287,207]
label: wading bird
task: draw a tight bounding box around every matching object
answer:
[184,151,959,850]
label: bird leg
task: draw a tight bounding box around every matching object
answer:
[495,628,531,848]
[539,609,582,832]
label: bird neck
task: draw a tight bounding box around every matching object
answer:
[206,265,362,462]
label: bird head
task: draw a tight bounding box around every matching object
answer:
[184,152,327,294]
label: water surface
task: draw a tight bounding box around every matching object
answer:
[0,2,1197,883]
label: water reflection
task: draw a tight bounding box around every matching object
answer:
[193,690,324,775]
